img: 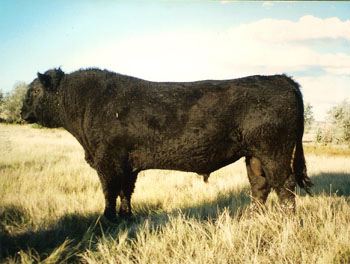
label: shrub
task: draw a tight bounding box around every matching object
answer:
[304,103,314,131]
[328,100,350,144]
[0,82,28,123]
[317,100,350,146]
[316,125,341,145]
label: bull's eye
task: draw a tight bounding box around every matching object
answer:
[32,88,41,96]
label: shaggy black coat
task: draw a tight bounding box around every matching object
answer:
[21,68,312,220]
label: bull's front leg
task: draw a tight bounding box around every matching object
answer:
[97,167,121,222]
[94,152,123,221]
[119,165,139,218]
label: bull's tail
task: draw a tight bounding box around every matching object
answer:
[293,138,313,195]
[288,76,313,195]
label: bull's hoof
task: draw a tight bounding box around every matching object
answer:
[104,208,117,222]
[118,210,134,221]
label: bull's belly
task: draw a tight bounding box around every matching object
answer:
[128,137,243,174]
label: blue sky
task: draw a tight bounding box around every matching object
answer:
[1,1,350,120]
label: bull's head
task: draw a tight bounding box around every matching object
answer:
[21,68,65,128]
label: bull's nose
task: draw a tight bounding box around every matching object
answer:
[20,110,34,122]
[20,108,26,119]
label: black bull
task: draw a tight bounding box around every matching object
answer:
[21,68,312,220]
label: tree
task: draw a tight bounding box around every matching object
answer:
[0,82,28,123]
[328,100,350,144]
[304,103,314,131]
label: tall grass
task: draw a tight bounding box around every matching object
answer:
[1,124,350,263]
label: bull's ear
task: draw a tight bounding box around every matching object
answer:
[38,72,52,89]
[38,68,64,91]
[54,68,65,87]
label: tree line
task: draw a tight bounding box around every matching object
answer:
[1,82,350,145]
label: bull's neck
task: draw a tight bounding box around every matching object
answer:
[57,86,90,146]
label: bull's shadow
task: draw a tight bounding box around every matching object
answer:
[0,188,250,262]
[2,171,349,262]
[298,172,350,197]
[0,206,102,262]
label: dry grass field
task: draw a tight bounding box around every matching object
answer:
[1,124,350,263]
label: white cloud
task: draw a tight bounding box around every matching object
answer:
[68,15,350,78]
[297,76,350,104]
[230,15,350,43]
[325,67,350,75]
[66,15,350,120]
[295,75,350,120]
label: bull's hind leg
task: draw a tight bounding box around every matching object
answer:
[275,173,296,212]
[245,156,271,211]
[259,156,296,213]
